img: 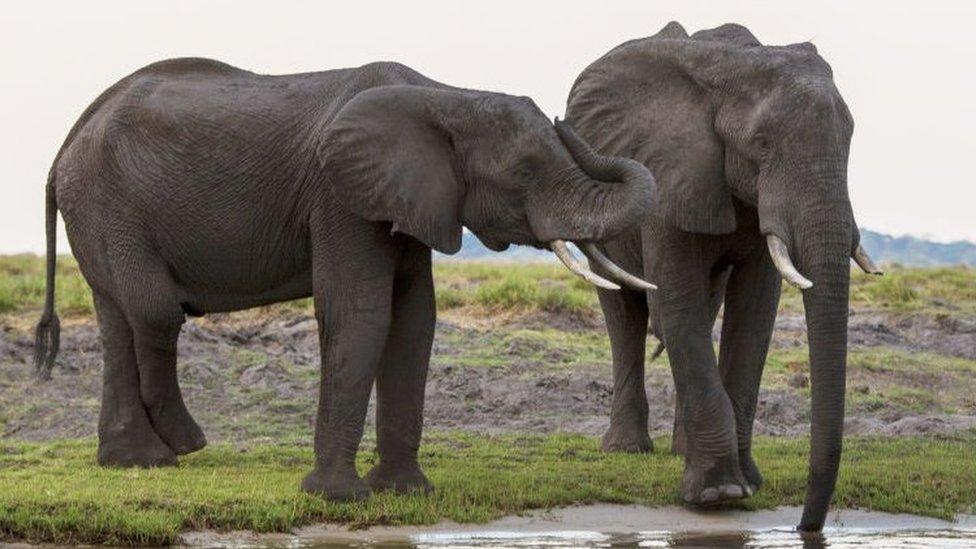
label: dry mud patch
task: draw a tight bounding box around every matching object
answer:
[1,307,974,443]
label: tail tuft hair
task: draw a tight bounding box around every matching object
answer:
[34,313,61,380]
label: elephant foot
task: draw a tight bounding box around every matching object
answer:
[97,428,178,468]
[681,455,752,506]
[153,414,207,456]
[301,467,371,502]
[600,423,653,453]
[146,401,208,456]
[365,461,434,495]
[739,451,764,494]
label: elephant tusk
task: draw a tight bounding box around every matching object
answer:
[580,243,657,291]
[551,240,621,290]
[766,235,813,291]
[852,244,884,275]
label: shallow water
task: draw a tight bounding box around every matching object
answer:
[409,528,976,548]
[187,527,976,548]
[174,506,976,548]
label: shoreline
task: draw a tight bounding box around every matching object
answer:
[177,505,976,547]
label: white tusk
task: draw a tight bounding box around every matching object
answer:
[766,235,813,291]
[580,243,657,291]
[852,244,884,275]
[551,240,621,290]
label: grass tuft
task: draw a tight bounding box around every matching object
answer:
[1,433,975,545]
[0,254,93,315]
[2,256,973,320]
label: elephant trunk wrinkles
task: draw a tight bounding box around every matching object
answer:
[792,186,853,532]
[531,120,655,243]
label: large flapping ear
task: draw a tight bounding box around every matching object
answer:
[566,21,736,234]
[317,85,463,254]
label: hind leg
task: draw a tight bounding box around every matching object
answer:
[131,314,207,455]
[94,291,177,467]
[110,243,206,456]
[719,248,780,493]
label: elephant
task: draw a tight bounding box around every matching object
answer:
[33,58,657,501]
[564,22,882,530]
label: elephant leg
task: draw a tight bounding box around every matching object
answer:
[718,248,780,493]
[672,266,729,456]
[102,231,206,455]
[597,286,651,453]
[131,314,207,456]
[665,317,748,504]
[301,216,397,502]
[671,388,685,456]
[657,244,747,504]
[116,254,206,456]
[365,241,435,494]
[93,291,177,467]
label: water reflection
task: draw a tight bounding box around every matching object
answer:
[191,527,976,548]
[410,528,976,548]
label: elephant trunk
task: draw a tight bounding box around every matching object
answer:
[761,158,861,531]
[550,118,656,242]
[528,119,657,291]
[795,214,852,531]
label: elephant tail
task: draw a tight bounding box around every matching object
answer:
[34,170,60,380]
[649,341,665,363]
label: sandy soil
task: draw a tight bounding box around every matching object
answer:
[1,307,974,443]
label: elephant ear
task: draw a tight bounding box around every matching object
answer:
[566,24,736,234]
[317,85,463,254]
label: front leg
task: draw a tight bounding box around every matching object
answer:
[365,238,436,493]
[597,286,651,453]
[301,213,398,502]
[590,232,652,453]
[718,245,781,493]
[652,228,748,505]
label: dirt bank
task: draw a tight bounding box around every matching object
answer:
[1,307,974,443]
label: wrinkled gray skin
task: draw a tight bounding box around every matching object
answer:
[34,59,654,501]
[566,22,876,531]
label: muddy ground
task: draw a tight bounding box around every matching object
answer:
[1,305,975,444]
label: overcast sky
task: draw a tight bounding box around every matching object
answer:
[2,0,973,253]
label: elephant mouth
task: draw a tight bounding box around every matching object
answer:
[549,240,656,291]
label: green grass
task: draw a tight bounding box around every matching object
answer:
[2,255,974,320]
[435,261,597,314]
[780,266,976,313]
[760,346,976,415]
[432,328,613,370]
[1,433,974,545]
[0,254,93,315]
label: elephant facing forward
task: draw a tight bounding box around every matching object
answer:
[565,23,881,530]
[34,58,656,501]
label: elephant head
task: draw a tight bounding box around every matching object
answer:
[316,84,656,289]
[567,22,881,530]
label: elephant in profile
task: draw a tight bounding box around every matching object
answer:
[565,23,881,530]
[33,58,656,501]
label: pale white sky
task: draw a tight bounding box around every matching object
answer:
[2,0,974,253]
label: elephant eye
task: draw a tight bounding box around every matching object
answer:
[752,133,770,156]
[513,158,540,180]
